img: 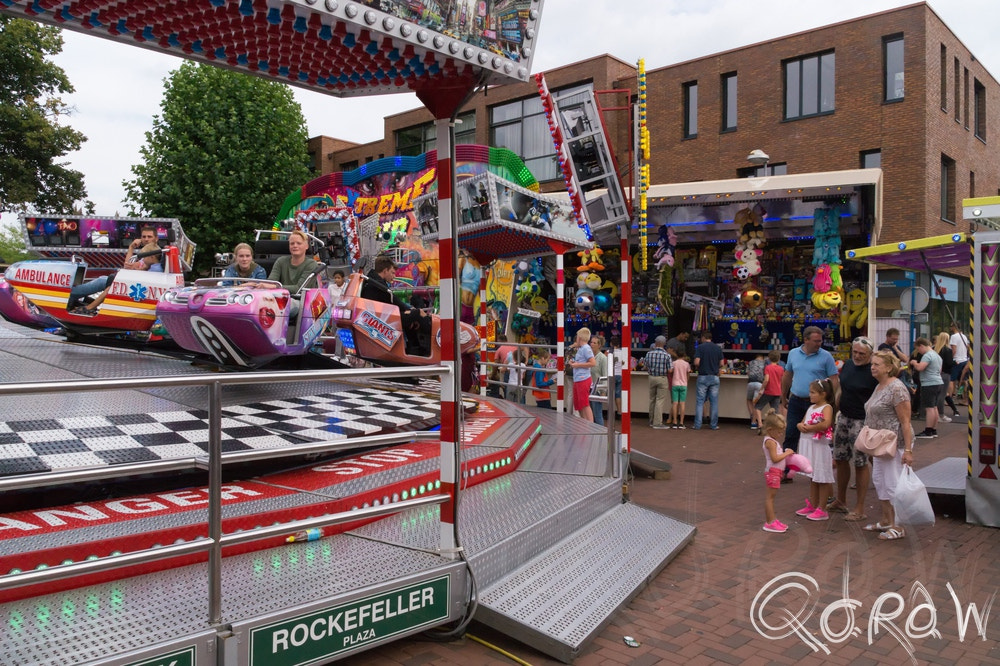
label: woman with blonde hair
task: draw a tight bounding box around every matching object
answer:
[934,331,959,419]
[863,350,914,540]
[222,242,266,283]
[567,327,596,422]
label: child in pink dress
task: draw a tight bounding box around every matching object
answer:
[794,379,836,521]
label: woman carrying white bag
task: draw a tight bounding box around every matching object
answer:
[860,351,916,540]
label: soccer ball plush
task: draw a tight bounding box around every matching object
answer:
[741,289,764,309]
[733,264,751,281]
[575,290,595,313]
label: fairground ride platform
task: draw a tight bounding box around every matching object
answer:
[0,320,694,665]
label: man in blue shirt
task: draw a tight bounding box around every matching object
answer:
[693,329,724,429]
[780,326,840,457]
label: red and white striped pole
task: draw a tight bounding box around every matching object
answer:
[620,231,632,452]
[556,252,565,412]
[435,117,459,559]
[478,267,487,396]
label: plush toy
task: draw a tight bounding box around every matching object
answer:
[577,246,605,272]
[785,452,813,475]
[813,264,832,293]
[846,288,868,330]
[811,289,842,311]
[829,264,843,290]
[530,295,549,315]
[741,288,764,309]
[739,248,762,276]
[584,272,603,291]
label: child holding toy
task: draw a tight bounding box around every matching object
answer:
[761,410,793,533]
[794,379,836,521]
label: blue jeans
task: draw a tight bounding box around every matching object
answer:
[67,275,111,308]
[694,374,720,428]
[591,399,605,425]
[783,394,811,452]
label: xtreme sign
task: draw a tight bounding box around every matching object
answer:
[249,575,450,665]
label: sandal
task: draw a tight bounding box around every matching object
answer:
[825,500,848,514]
[863,522,891,531]
[878,527,906,540]
[843,512,868,522]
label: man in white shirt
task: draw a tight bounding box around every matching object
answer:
[949,321,970,403]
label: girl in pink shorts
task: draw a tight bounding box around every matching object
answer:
[761,410,793,533]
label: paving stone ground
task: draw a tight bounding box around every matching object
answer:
[342,410,1000,666]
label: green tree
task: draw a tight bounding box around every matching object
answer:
[0,223,32,264]
[0,17,88,213]
[124,62,311,275]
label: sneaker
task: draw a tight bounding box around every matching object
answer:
[710,426,719,430]
[677,425,686,430]
[806,508,829,521]
[795,499,815,516]
[651,425,670,430]
[915,429,938,439]
[939,415,952,423]
[762,520,787,533]
[749,422,759,429]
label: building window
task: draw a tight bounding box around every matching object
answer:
[883,35,904,102]
[683,81,698,138]
[954,58,961,122]
[737,162,787,178]
[941,154,956,222]
[860,149,881,169]
[490,85,588,182]
[395,112,476,157]
[971,171,976,198]
[964,68,970,129]
[340,160,359,172]
[784,51,835,120]
[721,72,737,131]
[940,44,947,110]
[974,79,986,141]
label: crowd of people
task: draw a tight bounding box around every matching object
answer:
[758,323,971,539]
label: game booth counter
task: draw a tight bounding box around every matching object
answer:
[551,168,884,419]
[845,196,1000,528]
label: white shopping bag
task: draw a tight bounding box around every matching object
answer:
[892,466,935,526]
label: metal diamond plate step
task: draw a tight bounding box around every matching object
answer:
[475,502,696,663]
[916,456,966,495]
[350,470,623,589]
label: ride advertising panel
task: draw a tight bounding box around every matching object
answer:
[280,146,543,322]
[19,214,196,272]
[354,0,542,68]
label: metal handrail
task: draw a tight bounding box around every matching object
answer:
[0,430,439,492]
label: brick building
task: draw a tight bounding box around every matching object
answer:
[314,3,998,245]
[311,2,998,326]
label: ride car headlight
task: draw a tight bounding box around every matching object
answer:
[161,291,176,303]
[238,293,254,306]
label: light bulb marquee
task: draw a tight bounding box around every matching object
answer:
[535,72,592,240]
[0,0,545,97]
[637,58,649,270]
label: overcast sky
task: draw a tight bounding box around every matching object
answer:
[10,0,1000,221]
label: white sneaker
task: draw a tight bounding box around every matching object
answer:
[940,415,952,423]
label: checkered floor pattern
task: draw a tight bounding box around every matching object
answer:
[0,387,440,476]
